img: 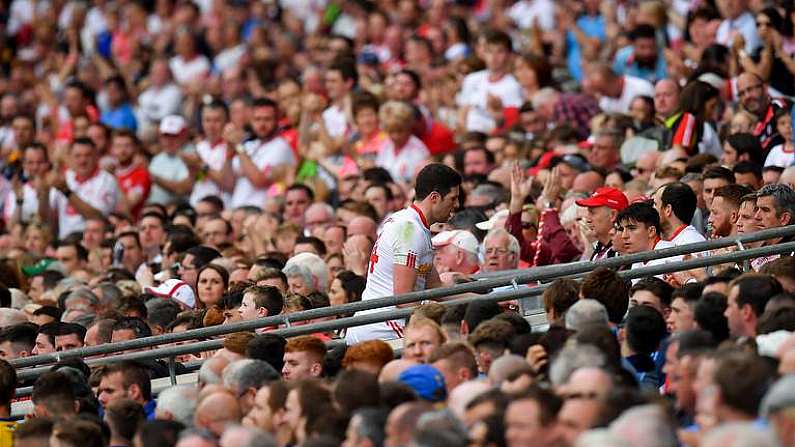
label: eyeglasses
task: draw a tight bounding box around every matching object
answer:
[521,221,537,230]
[756,20,771,27]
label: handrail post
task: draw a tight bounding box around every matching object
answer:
[168,356,176,386]
[735,240,750,272]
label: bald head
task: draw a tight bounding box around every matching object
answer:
[194,392,242,437]
[780,166,795,189]
[198,356,230,389]
[487,354,531,386]
[571,171,605,195]
[654,79,679,118]
[448,380,493,419]
[348,216,378,241]
[378,358,418,383]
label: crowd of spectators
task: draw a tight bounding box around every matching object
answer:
[1,0,795,445]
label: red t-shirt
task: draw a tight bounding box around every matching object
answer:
[116,164,151,218]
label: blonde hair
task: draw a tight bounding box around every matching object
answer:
[379,101,415,133]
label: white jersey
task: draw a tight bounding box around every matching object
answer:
[670,225,706,247]
[230,136,296,209]
[631,239,677,283]
[3,181,38,223]
[345,205,435,345]
[457,70,523,133]
[51,169,120,239]
[189,139,230,207]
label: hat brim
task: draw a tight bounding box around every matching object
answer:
[575,197,608,208]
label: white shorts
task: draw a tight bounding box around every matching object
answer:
[344,319,405,345]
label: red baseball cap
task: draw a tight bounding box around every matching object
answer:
[576,187,629,211]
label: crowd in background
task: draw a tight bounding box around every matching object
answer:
[1,0,795,446]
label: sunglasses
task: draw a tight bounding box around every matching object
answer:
[521,221,537,230]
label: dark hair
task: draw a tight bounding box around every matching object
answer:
[395,69,422,91]
[201,98,229,119]
[415,163,462,201]
[483,29,512,52]
[463,301,502,333]
[72,136,97,151]
[661,182,698,223]
[713,351,774,417]
[733,161,762,182]
[630,24,657,41]
[0,321,37,348]
[197,195,224,212]
[32,371,77,415]
[185,246,221,269]
[678,81,719,122]
[33,270,65,290]
[580,267,630,324]
[714,184,754,208]
[56,240,89,262]
[145,299,181,330]
[59,322,87,340]
[616,202,662,236]
[512,385,563,426]
[134,420,184,447]
[630,277,674,308]
[352,91,381,116]
[333,370,381,418]
[335,271,366,303]
[286,183,315,201]
[672,282,704,306]
[328,58,359,86]
[624,305,667,355]
[244,285,284,316]
[112,317,152,339]
[246,333,287,372]
[351,407,389,447]
[252,97,279,111]
[295,236,326,257]
[730,273,783,317]
[703,166,735,184]
[542,278,580,321]
[13,417,53,443]
[725,133,763,164]
[100,361,152,401]
[0,360,16,407]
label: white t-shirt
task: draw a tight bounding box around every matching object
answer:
[137,83,183,123]
[189,139,230,207]
[230,136,296,209]
[321,104,350,139]
[764,144,795,168]
[458,70,523,133]
[213,44,247,74]
[670,225,706,247]
[4,182,39,223]
[631,239,678,283]
[598,75,655,115]
[375,135,430,184]
[508,0,555,31]
[148,151,190,205]
[51,169,120,239]
[169,55,211,86]
[345,205,435,345]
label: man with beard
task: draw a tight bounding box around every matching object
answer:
[708,185,753,238]
[613,24,667,83]
[736,72,789,153]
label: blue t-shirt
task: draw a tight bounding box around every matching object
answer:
[101,103,138,131]
[613,45,668,84]
[566,15,607,81]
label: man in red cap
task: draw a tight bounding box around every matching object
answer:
[576,187,629,261]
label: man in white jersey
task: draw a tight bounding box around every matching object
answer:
[3,143,51,226]
[345,163,462,344]
[224,97,296,209]
[187,100,234,206]
[653,182,706,246]
[42,137,121,239]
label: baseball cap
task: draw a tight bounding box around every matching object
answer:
[432,230,479,255]
[475,209,510,231]
[575,187,629,211]
[398,364,447,402]
[145,279,196,309]
[160,115,187,135]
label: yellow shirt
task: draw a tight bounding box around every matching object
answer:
[0,419,17,447]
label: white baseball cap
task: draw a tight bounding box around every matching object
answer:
[159,115,187,135]
[432,230,479,255]
[475,209,510,231]
[145,279,196,309]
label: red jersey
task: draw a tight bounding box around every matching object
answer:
[116,164,151,218]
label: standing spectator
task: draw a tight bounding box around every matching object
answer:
[112,130,151,218]
[148,116,192,206]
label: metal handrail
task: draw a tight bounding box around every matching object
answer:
[10,225,795,370]
[15,240,795,381]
